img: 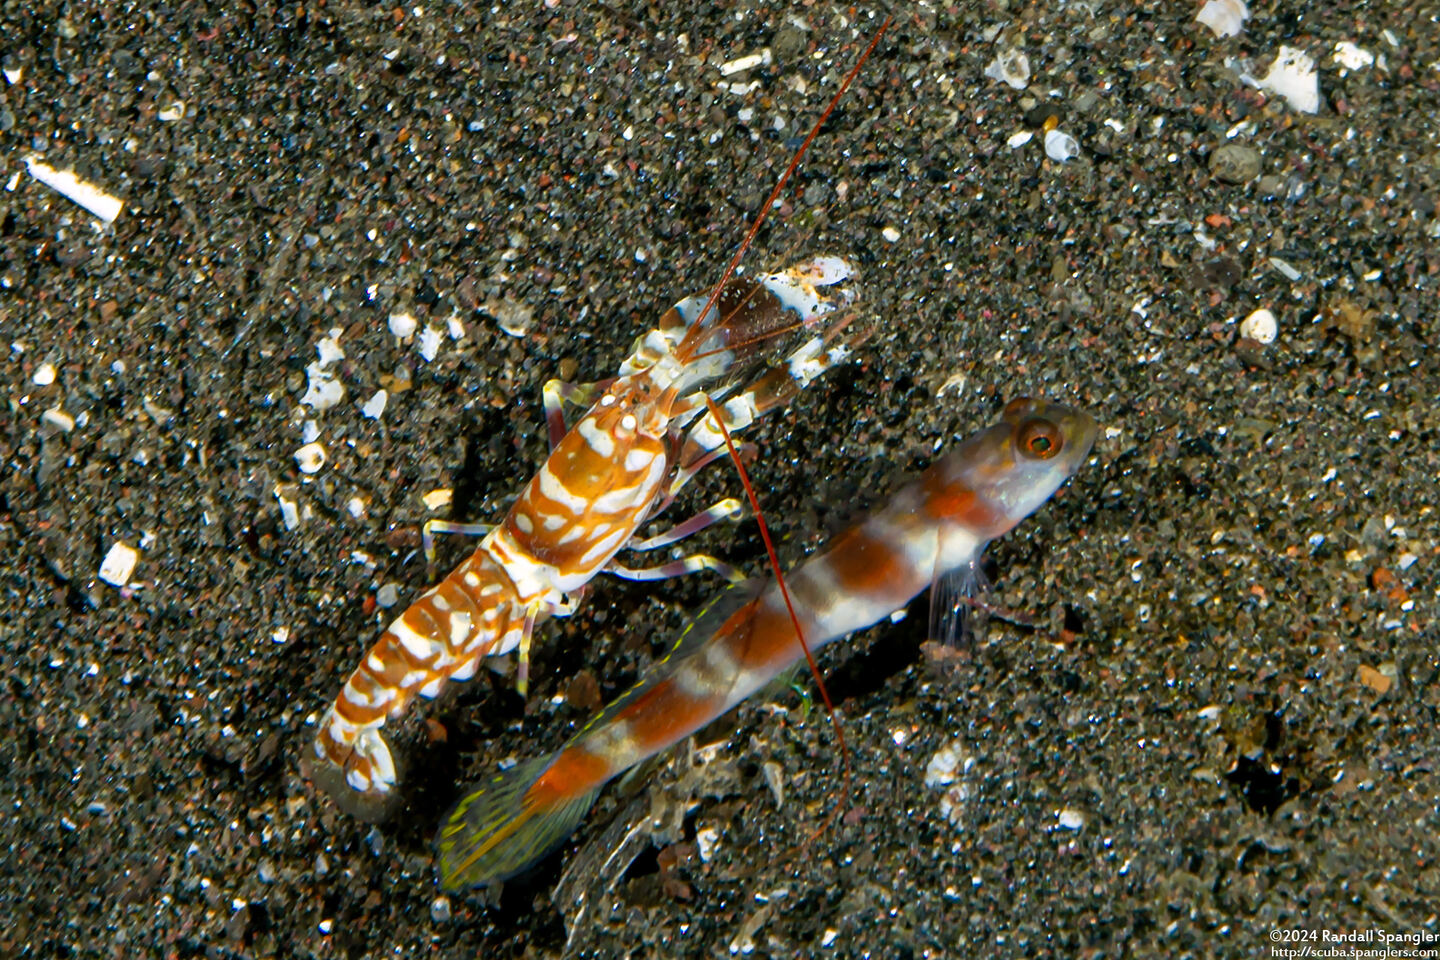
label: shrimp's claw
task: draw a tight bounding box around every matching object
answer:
[436,754,600,890]
[303,746,405,823]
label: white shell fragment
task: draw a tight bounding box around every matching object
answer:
[1258,46,1320,114]
[422,489,453,511]
[1240,308,1278,344]
[924,744,967,788]
[418,325,443,362]
[719,48,772,77]
[32,362,57,385]
[41,408,76,432]
[99,541,139,587]
[1006,130,1034,149]
[1044,129,1080,162]
[881,225,901,243]
[1195,0,1249,39]
[1333,42,1374,71]
[984,49,1030,90]
[1056,808,1087,831]
[157,101,186,122]
[275,487,302,530]
[361,389,388,420]
[295,442,327,474]
[388,311,418,339]
[23,154,124,223]
[300,328,347,411]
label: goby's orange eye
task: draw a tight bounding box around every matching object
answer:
[1017,418,1062,459]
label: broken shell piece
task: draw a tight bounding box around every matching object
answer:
[157,101,186,122]
[300,368,344,411]
[1006,130,1034,149]
[418,325,443,362]
[32,362,57,385]
[422,489,453,511]
[1333,41,1374,71]
[1195,0,1249,39]
[719,48,772,77]
[295,442,327,474]
[984,49,1030,90]
[361,389,388,420]
[1258,46,1320,114]
[1240,308,1278,344]
[99,541,139,587]
[23,154,124,223]
[1044,129,1080,162]
[42,408,76,432]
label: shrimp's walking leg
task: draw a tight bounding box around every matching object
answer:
[514,603,540,699]
[630,498,743,551]
[607,554,744,584]
[422,519,494,576]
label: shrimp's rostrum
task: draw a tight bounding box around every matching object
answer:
[310,259,863,813]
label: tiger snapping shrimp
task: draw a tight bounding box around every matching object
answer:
[309,21,893,815]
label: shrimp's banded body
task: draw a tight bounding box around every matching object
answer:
[311,259,863,811]
[435,398,1099,888]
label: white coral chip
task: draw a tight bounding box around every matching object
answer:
[1195,0,1249,39]
[1258,46,1320,114]
[924,745,964,788]
[99,541,139,587]
[984,49,1030,90]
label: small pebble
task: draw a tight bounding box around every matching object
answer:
[430,897,452,923]
[376,583,401,608]
[32,362,56,385]
[881,225,901,243]
[1209,143,1261,184]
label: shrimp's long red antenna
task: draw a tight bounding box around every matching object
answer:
[703,396,854,809]
[688,15,893,342]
